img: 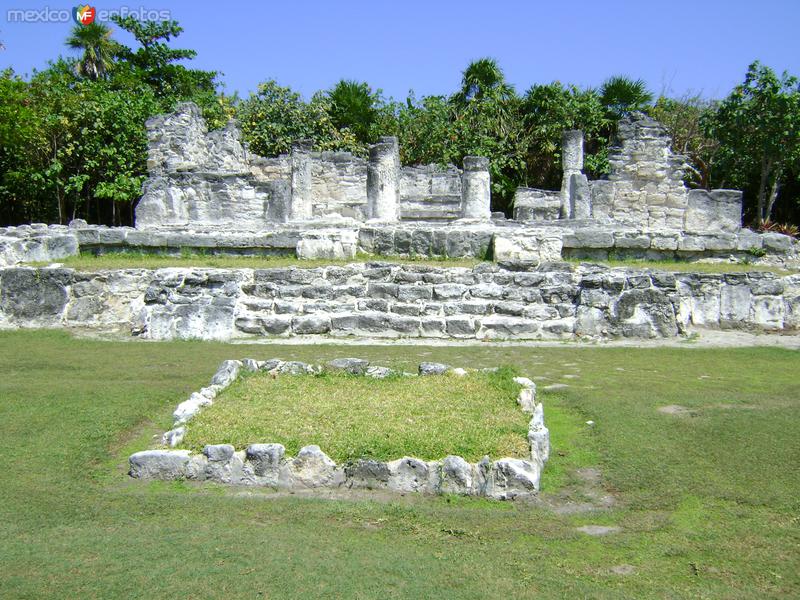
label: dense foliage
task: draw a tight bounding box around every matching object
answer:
[1,18,798,227]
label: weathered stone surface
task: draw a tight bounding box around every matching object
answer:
[129,450,191,479]
[0,268,69,319]
[439,455,474,495]
[325,357,368,375]
[419,362,450,376]
[461,156,491,220]
[386,457,431,493]
[493,232,563,267]
[210,360,241,388]
[345,459,391,489]
[173,392,213,424]
[162,426,186,447]
[512,188,561,221]
[203,444,235,462]
[291,445,342,488]
[246,442,284,473]
[2,262,798,341]
[488,459,540,499]
[684,189,742,232]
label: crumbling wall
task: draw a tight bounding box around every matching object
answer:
[135,104,492,229]
[2,264,798,341]
[399,165,463,221]
[309,152,368,219]
[136,103,292,230]
[514,113,744,232]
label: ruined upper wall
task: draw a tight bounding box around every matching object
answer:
[134,103,492,230]
[514,113,744,233]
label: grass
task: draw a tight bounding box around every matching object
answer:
[567,256,799,274]
[1,329,799,598]
[180,368,529,462]
[29,250,483,270]
[30,250,798,275]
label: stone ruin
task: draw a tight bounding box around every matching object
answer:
[2,103,797,268]
[135,102,491,229]
[513,117,743,233]
[130,358,549,500]
[120,102,798,266]
[135,103,740,234]
[1,102,799,343]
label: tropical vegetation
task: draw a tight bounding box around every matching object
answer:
[1,18,798,227]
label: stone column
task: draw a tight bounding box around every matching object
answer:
[562,130,584,175]
[560,130,590,219]
[461,156,491,220]
[290,139,314,221]
[367,136,400,221]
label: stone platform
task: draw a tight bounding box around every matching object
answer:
[1,262,797,341]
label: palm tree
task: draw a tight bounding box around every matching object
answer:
[327,79,378,144]
[599,75,654,117]
[66,22,118,80]
[457,58,514,104]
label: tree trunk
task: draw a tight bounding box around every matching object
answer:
[53,135,64,225]
[765,171,781,222]
[756,155,770,223]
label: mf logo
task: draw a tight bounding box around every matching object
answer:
[72,5,96,25]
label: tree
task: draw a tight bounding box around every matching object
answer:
[327,80,379,144]
[649,95,719,189]
[456,57,515,105]
[237,80,361,157]
[703,61,800,223]
[110,15,218,104]
[600,75,653,118]
[521,82,610,188]
[65,22,119,80]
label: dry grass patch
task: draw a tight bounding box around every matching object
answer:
[180,368,529,462]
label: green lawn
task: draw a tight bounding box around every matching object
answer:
[567,256,799,274]
[180,368,529,462]
[1,330,798,598]
[31,250,483,270]
[29,250,799,275]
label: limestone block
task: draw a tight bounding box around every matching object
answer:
[751,296,784,329]
[291,445,342,488]
[246,444,285,479]
[327,357,370,375]
[367,137,400,221]
[492,233,564,267]
[0,267,70,320]
[439,455,474,495]
[488,459,540,499]
[720,284,751,324]
[418,362,450,376]
[345,459,391,489]
[461,156,491,220]
[761,232,793,253]
[129,450,191,480]
[684,189,742,232]
[387,457,432,493]
[211,360,242,388]
[512,188,562,222]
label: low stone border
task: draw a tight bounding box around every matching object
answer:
[129,358,550,500]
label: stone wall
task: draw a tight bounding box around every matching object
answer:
[399,165,462,221]
[514,113,744,233]
[134,103,491,229]
[2,221,798,268]
[131,358,548,500]
[0,223,78,267]
[2,263,797,341]
[309,152,368,219]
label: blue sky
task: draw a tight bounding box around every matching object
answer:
[1,0,798,101]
